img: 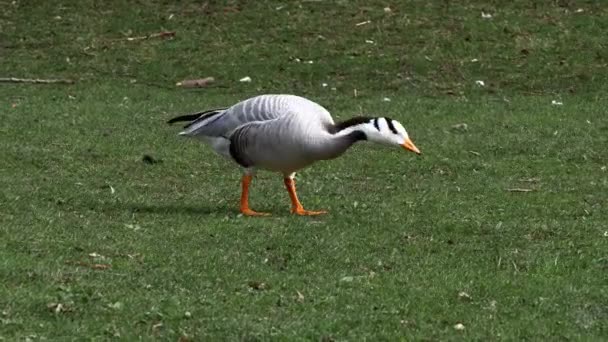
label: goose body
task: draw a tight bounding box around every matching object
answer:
[168,94,420,216]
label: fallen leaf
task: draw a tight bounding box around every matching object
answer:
[47,303,72,314]
[296,290,305,302]
[454,323,465,330]
[340,276,354,282]
[248,281,267,290]
[451,123,469,131]
[458,291,472,301]
[124,223,142,231]
[108,301,123,309]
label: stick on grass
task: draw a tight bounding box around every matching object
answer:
[0,77,75,84]
[506,188,535,192]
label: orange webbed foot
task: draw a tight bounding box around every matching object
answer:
[291,208,328,216]
[241,208,271,217]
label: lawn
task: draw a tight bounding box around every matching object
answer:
[1,0,607,340]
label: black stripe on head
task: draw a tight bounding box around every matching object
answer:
[331,116,373,133]
[373,118,380,131]
[384,117,398,134]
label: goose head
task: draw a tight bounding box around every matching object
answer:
[334,117,421,154]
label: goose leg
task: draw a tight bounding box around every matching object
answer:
[283,176,327,216]
[240,174,270,216]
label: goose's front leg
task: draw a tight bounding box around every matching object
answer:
[240,174,270,216]
[283,176,327,216]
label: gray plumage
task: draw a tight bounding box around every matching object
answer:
[167,94,420,216]
[173,94,366,174]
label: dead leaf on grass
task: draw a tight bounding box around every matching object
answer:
[47,302,73,314]
[454,322,465,330]
[458,291,472,301]
[340,276,354,282]
[248,281,267,290]
[451,123,469,131]
[296,290,305,302]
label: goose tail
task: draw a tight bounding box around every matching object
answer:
[167,113,203,125]
[167,108,227,135]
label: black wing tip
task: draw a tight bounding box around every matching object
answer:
[166,117,181,125]
[166,114,201,125]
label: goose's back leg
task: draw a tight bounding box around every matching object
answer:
[283,173,327,216]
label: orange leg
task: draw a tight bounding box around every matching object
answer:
[240,175,270,216]
[283,178,327,216]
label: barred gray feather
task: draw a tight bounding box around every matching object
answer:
[174,94,376,174]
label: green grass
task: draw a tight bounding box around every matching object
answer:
[1,0,607,340]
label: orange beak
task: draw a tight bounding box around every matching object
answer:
[402,138,421,154]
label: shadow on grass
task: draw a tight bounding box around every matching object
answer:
[101,202,236,216]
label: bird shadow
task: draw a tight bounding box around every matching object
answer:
[102,202,235,216]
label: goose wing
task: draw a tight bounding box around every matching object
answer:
[179,94,334,137]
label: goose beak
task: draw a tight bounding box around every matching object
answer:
[402,138,421,155]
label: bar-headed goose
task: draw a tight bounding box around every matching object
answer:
[168,94,420,216]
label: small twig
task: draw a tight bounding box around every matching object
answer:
[512,261,519,273]
[355,20,372,26]
[506,188,535,192]
[519,177,540,183]
[176,77,215,88]
[123,31,176,42]
[468,150,481,156]
[0,77,74,84]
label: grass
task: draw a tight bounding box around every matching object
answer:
[1,0,607,340]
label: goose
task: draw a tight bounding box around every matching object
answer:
[167,94,420,216]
